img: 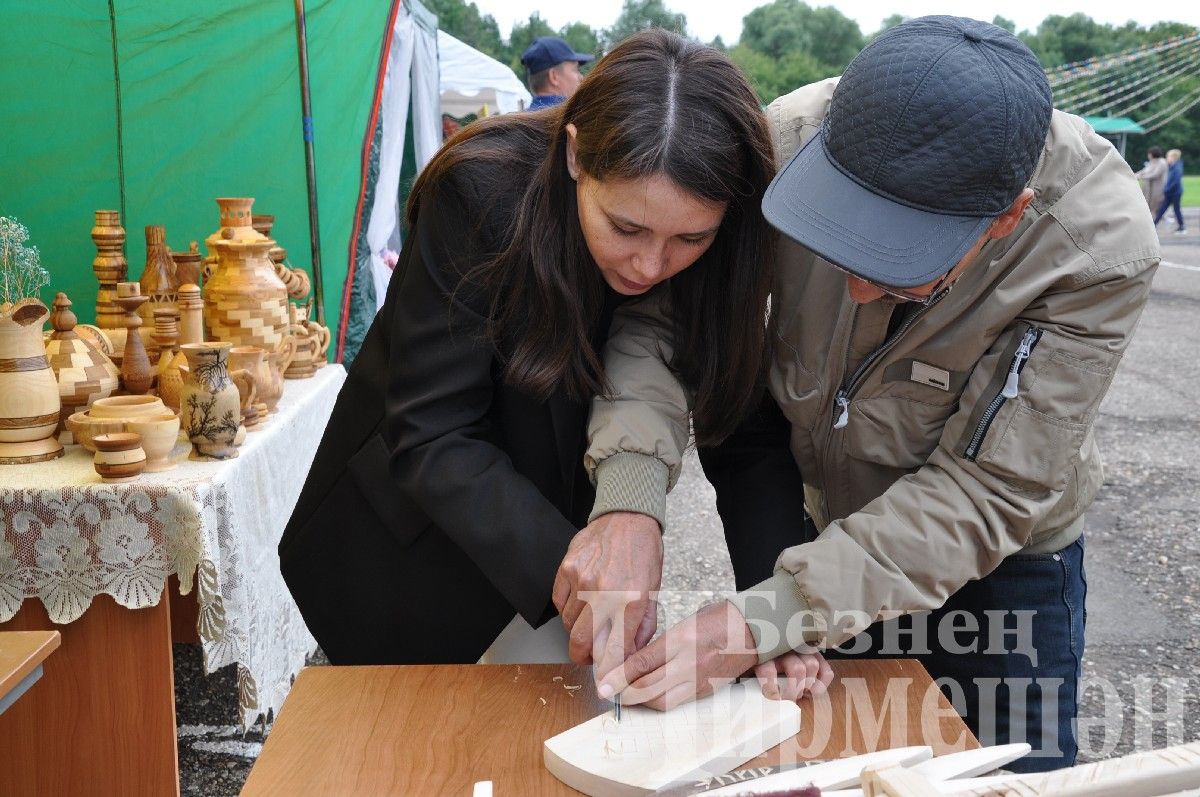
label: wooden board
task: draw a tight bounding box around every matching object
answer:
[544,681,802,796]
[0,630,60,704]
[0,591,179,797]
[241,660,978,796]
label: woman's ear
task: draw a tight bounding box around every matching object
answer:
[565,123,580,180]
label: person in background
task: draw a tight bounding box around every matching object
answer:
[1135,146,1167,213]
[1155,148,1186,234]
[521,36,593,110]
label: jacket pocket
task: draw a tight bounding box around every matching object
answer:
[844,393,958,470]
[965,325,1109,492]
[347,433,432,547]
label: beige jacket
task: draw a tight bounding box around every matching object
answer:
[585,79,1161,662]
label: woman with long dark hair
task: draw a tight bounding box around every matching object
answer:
[279,30,778,665]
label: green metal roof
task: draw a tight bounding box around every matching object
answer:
[1083,116,1146,134]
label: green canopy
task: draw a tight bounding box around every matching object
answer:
[1083,116,1147,135]
[0,0,400,350]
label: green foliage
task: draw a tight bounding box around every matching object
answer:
[741,0,862,67]
[604,0,688,48]
[728,43,831,104]
[507,12,557,73]
[421,0,505,60]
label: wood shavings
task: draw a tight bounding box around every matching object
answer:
[563,684,582,698]
[552,676,563,682]
[539,697,547,706]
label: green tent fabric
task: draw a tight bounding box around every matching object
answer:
[1083,116,1147,135]
[0,0,399,356]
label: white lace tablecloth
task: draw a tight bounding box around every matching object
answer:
[0,365,346,728]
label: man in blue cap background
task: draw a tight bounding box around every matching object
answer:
[569,16,1162,772]
[520,36,593,110]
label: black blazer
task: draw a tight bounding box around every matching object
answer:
[279,152,611,664]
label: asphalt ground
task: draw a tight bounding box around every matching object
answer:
[176,210,1200,795]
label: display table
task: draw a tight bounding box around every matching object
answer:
[241,659,978,796]
[0,365,345,795]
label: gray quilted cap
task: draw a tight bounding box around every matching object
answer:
[763,16,1053,288]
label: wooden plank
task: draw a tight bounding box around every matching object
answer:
[242,659,978,797]
[168,573,200,645]
[0,592,179,797]
[0,629,60,703]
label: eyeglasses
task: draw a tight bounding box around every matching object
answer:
[826,260,954,305]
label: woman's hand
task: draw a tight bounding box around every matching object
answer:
[553,512,663,676]
[754,650,833,702]
[595,600,759,711]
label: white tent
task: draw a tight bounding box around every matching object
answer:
[438,29,531,117]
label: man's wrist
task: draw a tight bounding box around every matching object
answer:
[589,452,669,530]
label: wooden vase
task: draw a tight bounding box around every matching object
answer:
[153,307,187,413]
[283,306,319,380]
[138,225,180,346]
[0,299,64,464]
[203,198,290,350]
[91,210,128,358]
[92,431,146,482]
[177,284,204,346]
[179,342,251,460]
[262,337,295,413]
[45,292,120,443]
[171,241,203,288]
[228,346,269,430]
[115,282,154,395]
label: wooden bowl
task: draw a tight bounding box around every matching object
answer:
[125,415,181,472]
[88,395,167,419]
[93,432,146,483]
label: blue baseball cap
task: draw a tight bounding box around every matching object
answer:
[763,16,1052,288]
[520,37,594,74]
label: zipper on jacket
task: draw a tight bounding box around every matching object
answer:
[829,287,951,430]
[964,326,1043,461]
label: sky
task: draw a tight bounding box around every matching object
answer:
[471,0,1200,46]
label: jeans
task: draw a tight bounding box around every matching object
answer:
[822,537,1087,773]
[1155,190,1185,229]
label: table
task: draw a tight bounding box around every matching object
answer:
[241,659,978,796]
[0,365,345,796]
[0,630,60,715]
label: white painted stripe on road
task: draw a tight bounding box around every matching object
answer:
[1162,261,1200,272]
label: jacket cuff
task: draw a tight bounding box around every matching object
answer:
[588,452,668,530]
[729,572,819,664]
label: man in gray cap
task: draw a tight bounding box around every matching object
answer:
[565,16,1161,771]
[520,36,594,110]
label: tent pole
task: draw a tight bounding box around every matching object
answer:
[293,0,326,327]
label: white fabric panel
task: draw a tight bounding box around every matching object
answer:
[366,11,415,315]
[437,29,531,115]
[410,22,441,171]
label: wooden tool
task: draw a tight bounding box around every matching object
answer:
[822,745,1031,797]
[544,681,802,796]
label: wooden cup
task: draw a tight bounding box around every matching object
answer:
[93,432,146,483]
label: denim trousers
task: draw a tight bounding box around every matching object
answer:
[822,537,1087,773]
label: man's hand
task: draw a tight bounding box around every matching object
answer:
[552,512,663,674]
[754,650,833,702]
[595,600,759,711]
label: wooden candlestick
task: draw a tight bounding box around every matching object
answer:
[91,209,129,357]
[115,281,154,395]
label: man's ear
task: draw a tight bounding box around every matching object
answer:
[988,188,1035,239]
[565,123,580,180]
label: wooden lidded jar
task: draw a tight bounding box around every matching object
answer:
[45,292,120,443]
[203,198,289,351]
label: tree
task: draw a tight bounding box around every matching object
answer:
[506,12,557,73]
[421,0,505,61]
[604,0,687,48]
[559,21,602,68]
[740,0,863,68]
[729,44,832,104]
[991,15,1016,34]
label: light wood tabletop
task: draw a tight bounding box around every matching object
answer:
[0,630,60,713]
[242,658,977,796]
